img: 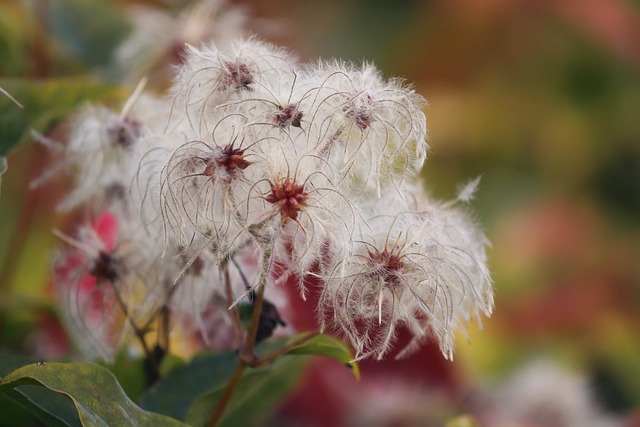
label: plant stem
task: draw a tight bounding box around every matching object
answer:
[108,281,150,356]
[252,331,320,367]
[207,283,265,427]
[208,247,273,426]
[108,279,161,386]
[244,283,265,355]
[206,360,247,427]
[223,261,242,347]
[160,304,170,354]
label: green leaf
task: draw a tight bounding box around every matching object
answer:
[158,353,186,378]
[1,384,81,427]
[280,333,360,380]
[0,78,122,156]
[0,391,39,427]
[0,353,80,427]
[140,335,357,426]
[184,356,309,427]
[48,0,132,69]
[140,350,239,421]
[0,362,188,427]
[99,352,147,402]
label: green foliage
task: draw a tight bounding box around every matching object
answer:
[140,350,240,421]
[0,384,81,427]
[0,392,38,427]
[99,351,148,402]
[141,334,358,425]
[0,361,188,427]
[280,333,360,380]
[1,352,80,427]
[185,356,308,427]
[181,334,358,426]
[0,345,341,427]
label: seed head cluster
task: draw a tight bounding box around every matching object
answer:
[50,37,493,361]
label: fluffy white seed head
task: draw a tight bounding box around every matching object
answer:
[167,37,299,140]
[318,187,492,360]
[53,212,160,361]
[159,113,266,260]
[50,35,491,363]
[55,92,170,214]
[300,61,428,198]
[57,106,142,211]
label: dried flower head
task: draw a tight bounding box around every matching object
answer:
[49,35,492,364]
[55,107,141,211]
[168,37,299,138]
[319,190,493,360]
[54,212,130,360]
[265,176,310,222]
[301,61,428,196]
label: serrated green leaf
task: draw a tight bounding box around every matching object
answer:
[140,350,239,421]
[184,356,309,427]
[48,0,132,68]
[280,333,360,380]
[0,78,122,156]
[0,362,188,427]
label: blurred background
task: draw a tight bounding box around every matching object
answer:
[1,0,639,426]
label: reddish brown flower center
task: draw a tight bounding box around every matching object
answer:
[344,94,374,130]
[203,144,251,180]
[107,118,142,148]
[265,177,308,222]
[367,245,405,287]
[273,105,303,128]
[90,250,118,282]
[224,61,253,90]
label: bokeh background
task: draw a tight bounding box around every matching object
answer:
[1,0,639,426]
